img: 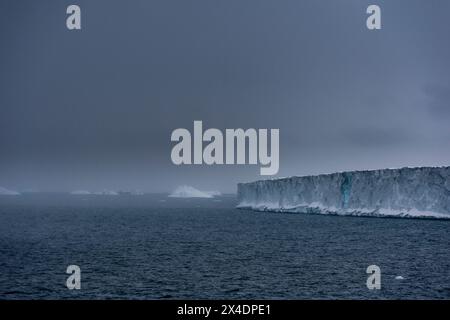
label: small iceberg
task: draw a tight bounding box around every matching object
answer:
[92,190,119,196]
[0,186,21,195]
[118,190,145,196]
[129,190,145,196]
[206,190,222,197]
[169,185,221,198]
[395,276,404,280]
[237,166,450,219]
[70,190,119,196]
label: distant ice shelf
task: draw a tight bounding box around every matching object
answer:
[237,166,450,219]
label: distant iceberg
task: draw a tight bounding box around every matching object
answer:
[70,190,119,196]
[206,190,222,197]
[118,190,145,196]
[237,166,450,219]
[169,185,221,198]
[0,186,20,196]
[92,190,119,196]
[70,190,91,195]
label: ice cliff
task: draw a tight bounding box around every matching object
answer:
[237,167,450,219]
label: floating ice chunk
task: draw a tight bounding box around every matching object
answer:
[395,276,404,280]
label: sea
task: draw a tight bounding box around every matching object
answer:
[0,194,449,299]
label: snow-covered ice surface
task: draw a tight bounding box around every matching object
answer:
[0,187,20,196]
[169,185,221,198]
[237,166,450,219]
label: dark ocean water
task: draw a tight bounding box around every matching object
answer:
[0,194,449,299]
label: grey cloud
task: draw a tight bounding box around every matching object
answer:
[1,0,449,192]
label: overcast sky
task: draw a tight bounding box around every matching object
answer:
[1,0,449,193]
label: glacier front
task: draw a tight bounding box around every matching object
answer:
[237,167,450,219]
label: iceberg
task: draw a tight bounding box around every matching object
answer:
[123,190,145,196]
[92,190,119,196]
[206,190,222,197]
[169,185,220,198]
[237,166,450,219]
[70,190,91,195]
[0,186,20,196]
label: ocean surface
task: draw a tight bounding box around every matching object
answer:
[0,194,449,299]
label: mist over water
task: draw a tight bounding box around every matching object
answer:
[0,194,449,299]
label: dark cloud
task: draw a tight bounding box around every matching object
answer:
[1,0,449,192]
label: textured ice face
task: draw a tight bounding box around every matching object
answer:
[237,167,450,219]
